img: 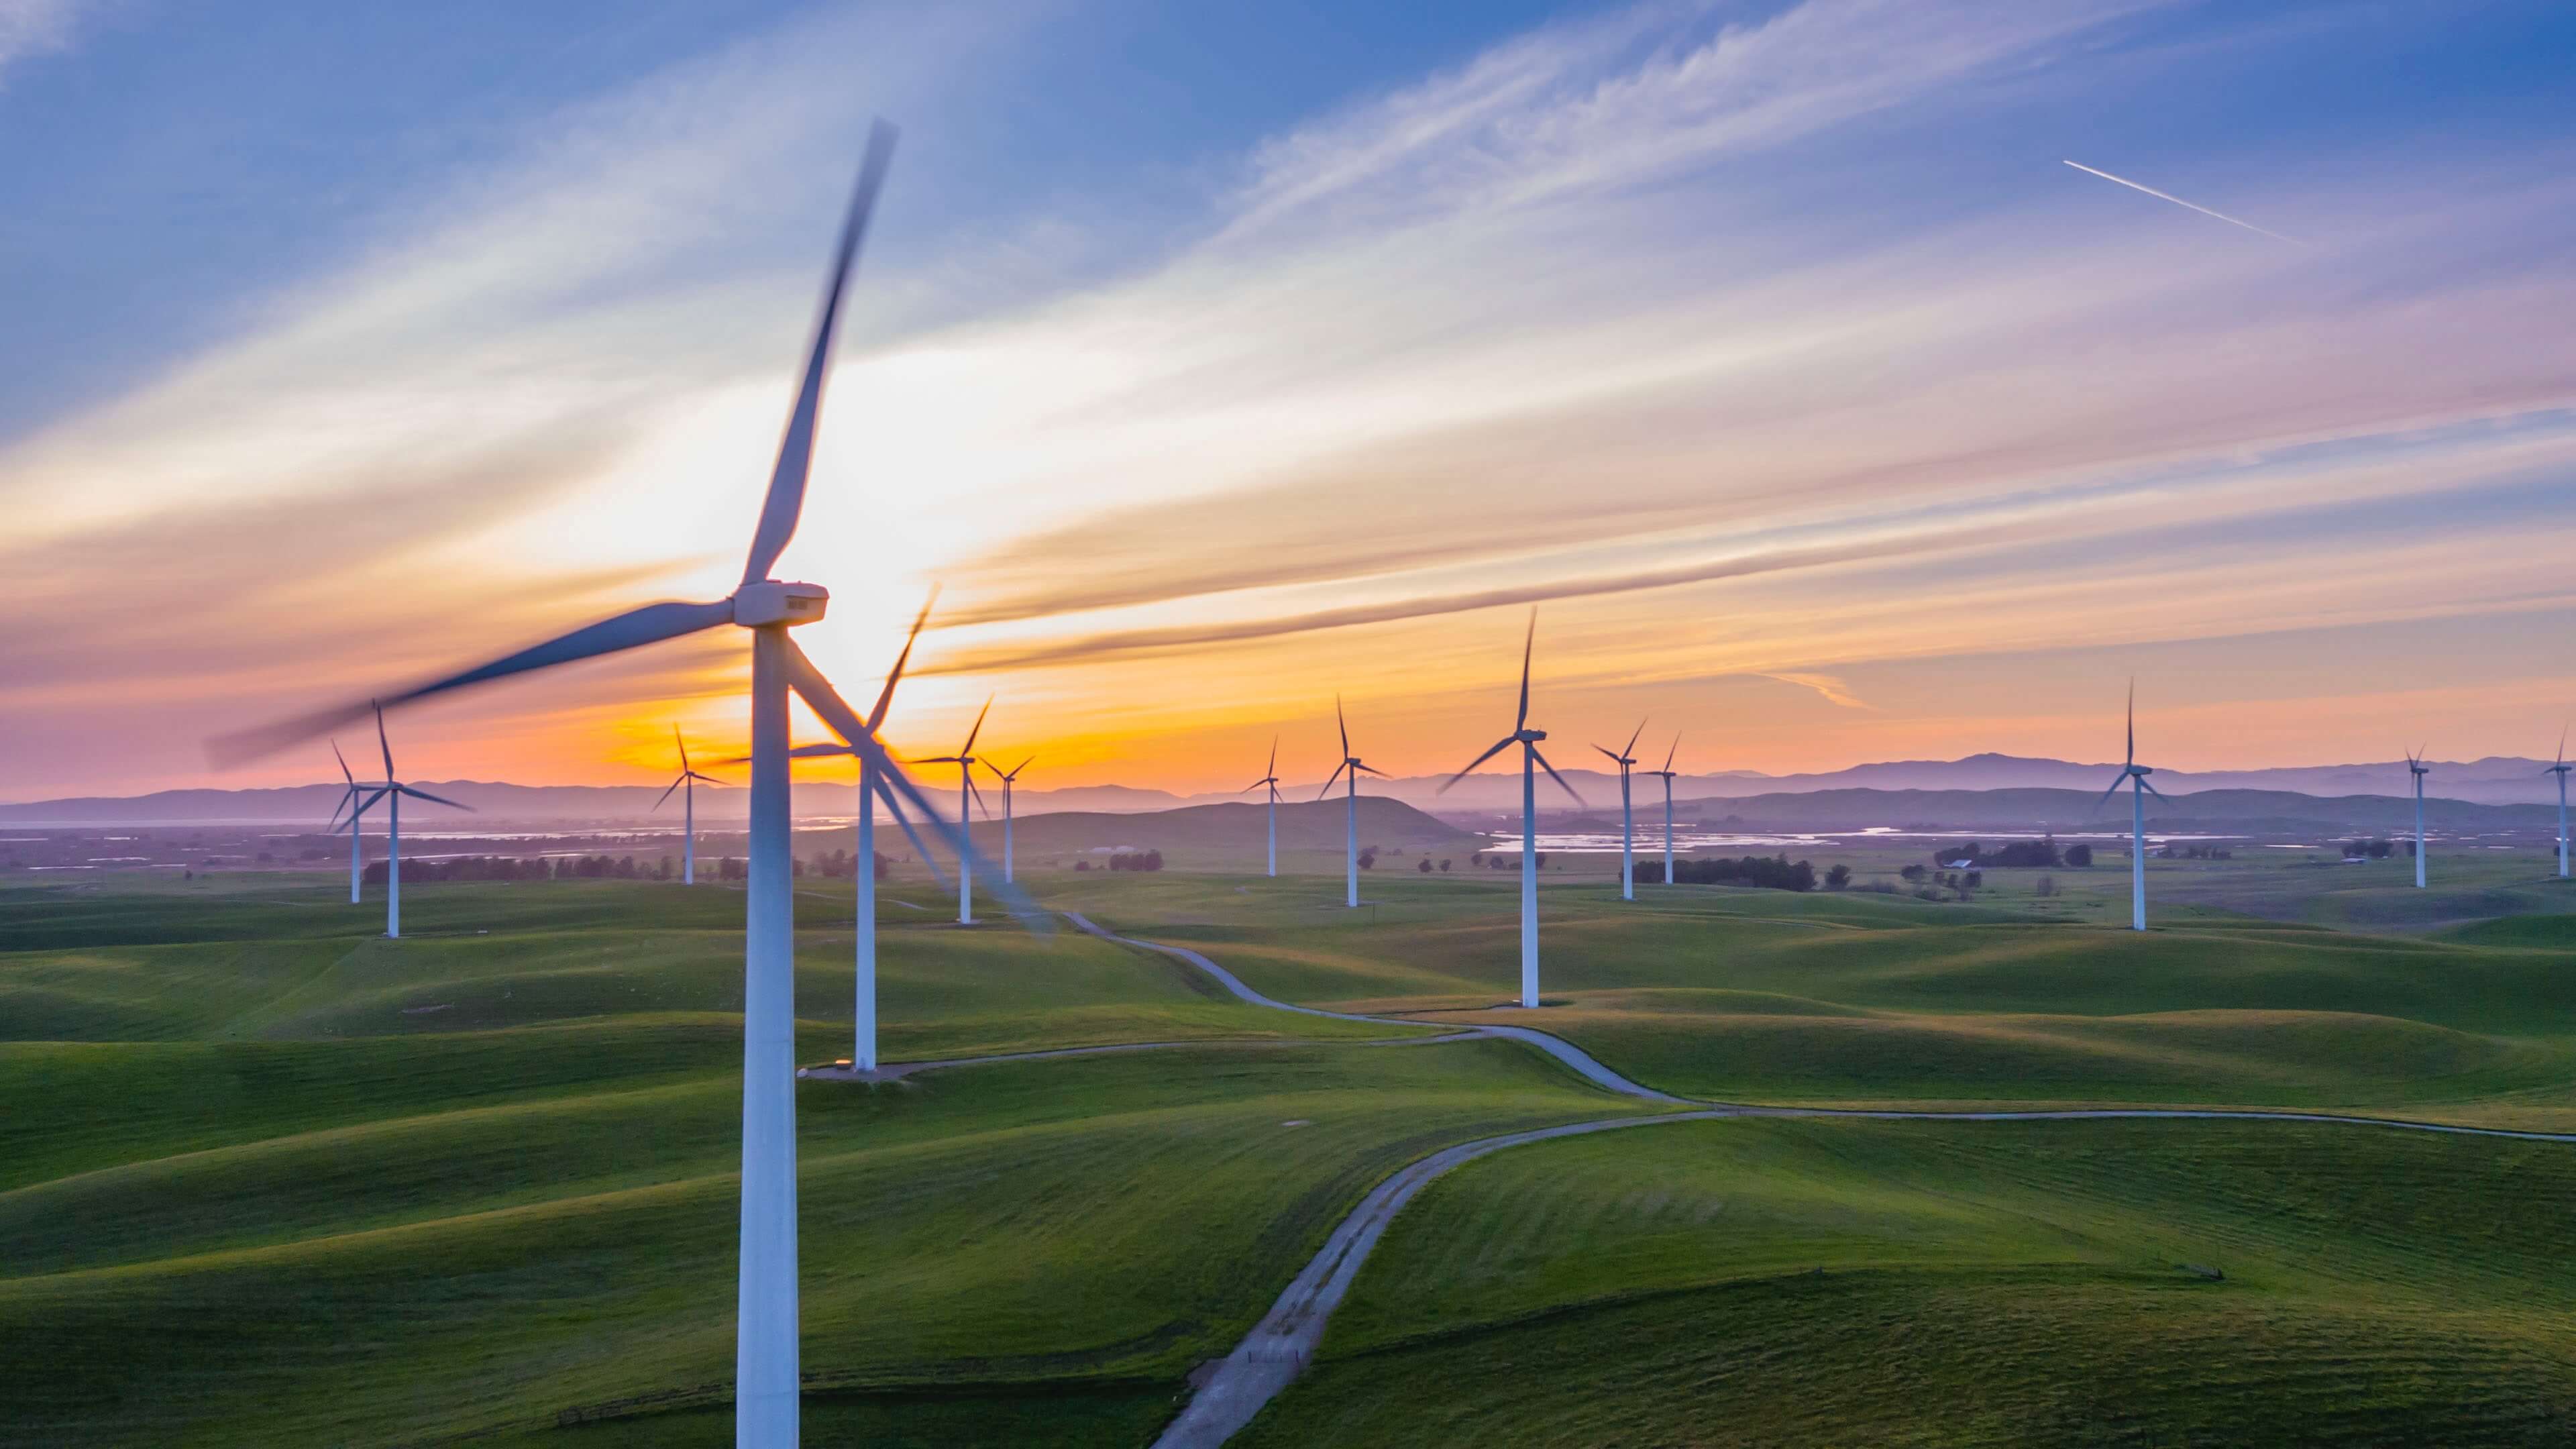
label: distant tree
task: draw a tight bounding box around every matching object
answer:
[1533,853,1548,869]
[2063,843,2094,868]
[1824,863,1851,890]
[1637,855,1817,892]
[1417,858,1433,873]
[1964,870,1983,889]
[2034,874,2057,898]
[1074,859,1091,871]
[874,851,890,881]
[1900,863,1929,883]
[1358,847,1377,870]
[1439,859,1452,873]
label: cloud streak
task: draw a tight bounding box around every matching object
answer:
[2062,158,2306,246]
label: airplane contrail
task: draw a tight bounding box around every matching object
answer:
[2062,159,2306,246]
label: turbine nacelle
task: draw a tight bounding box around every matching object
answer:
[1515,729,1547,744]
[732,581,830,628]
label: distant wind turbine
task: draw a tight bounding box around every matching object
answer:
[982,754,1034,883]
[2407,747,2431,889]
[2548,731,2571,881]
[1316,697,1386,908]
[1440,609,1584,1008]
[655,726,725,884]
[1593,719,1646,901]
[1646,734,1680,888]
[913,698,994,924]
[1244,737,1281,877]
[2087,682,2163,932]
[326,740,386,905]
[365,704,473,939]
[205,122,1036,1448]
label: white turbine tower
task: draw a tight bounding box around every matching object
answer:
[982,755,1034,883]
[912,698,994,924]
[1244,737,1281,877]
[1593,718,1646,901]
[207,122,1031,1447]
[1316,698,1386,909]
[2087,683,2163,932]
[655,726,724,884]
[365,706,472,939]
[1646,734,1680,888]
[2407,747,2431,889]
[2548,731,2571,881]
[1439,610,1584,1008]
[326,741,386,905]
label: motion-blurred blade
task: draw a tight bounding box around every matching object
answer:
[675,724,690,775]
[398,785,474,812]
[333,741,355,788]
[1623,718,1646,761]
[375,704,395,784]
[655,776,684,810]
[1267,735,1277,777]
[1592,745,1620,766]
[689,771,727,785]
[783,743,854,760]
[2125,678,2135,767]
[1354,763,1387,777]
[960,696,991,758]
[2090,778,2124,818]
[1438,737,1515,794]
[1515,608,1535,732]
[967,774,991,819]
[869,771,950,892]
[327,784,356,832]
[741,119,899,587]
[1662,733,1679,773]
[1532,747,1585,808]
[1316,759,1349,800]
[869,587,937,731]
[2140,777,2168,800]
[1336,695,1350,758]
[780,636,1047,924]
[210,599,737,767]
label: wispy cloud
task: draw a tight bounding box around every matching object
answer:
[0,0,87,84]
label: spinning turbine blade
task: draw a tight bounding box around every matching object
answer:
[1336,695,1349,758]
[1662,733,1678,773]
[1515,608,1535,732]
[376,704,395,784]
[2090,778,2125,818]
[2140,777,2168,800]
[655,776,685,810]
[1316,759,1349,799]
[1267,735,1277,778]
[869,773,950,891]
[333,741,355,788]
[1439,737,1515,793]
[960,696,991,757]
[2125,679,2135,768]
[784,743,853,759]
[1532,747,1585,807]
[1592,745,1621,765]
[869,587,936,731]
[676,724,690,775]
[398,786,474,811]
[967,775,991,818]
[741,118,899,587]
[1623,718,1646,761]
[1354,763,1387,777]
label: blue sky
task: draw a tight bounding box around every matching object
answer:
[3,0,2573,797]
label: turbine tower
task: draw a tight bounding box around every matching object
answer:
[326,741,386,905]
[1593,718,1646,901]
[366,705,473,938]
[655,726,724,884]
[912,698,993,924]
[1316,698,1385,908]
[2548,731,2570,881]
[207,123,1030,1448]
[1244,737,1281,877]
[1646,734,1680,888]
[982,755,1034,883]
[1439,609,1583,1008]
[2407,747,2430,889]
[2086,682,2163,932]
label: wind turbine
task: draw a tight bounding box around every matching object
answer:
[982,754,1034,883]
[2548,731,2570,881]
[1244,737,1281,877]
[1438,609,1584,1008]
[2087,682,2163,932]
[1593,718,1646,900]
[912,698,993,924]
[1646,733,1680,888]
[205,122,1030,1448]
[365,704,474,939]
[655,726,725,884]
[2407,747,2431,889]
[326,741,386,905]
[1316,698,1386,908]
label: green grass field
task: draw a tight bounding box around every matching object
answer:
[6,848,2576,1444]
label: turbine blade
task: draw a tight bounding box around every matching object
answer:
[1438,737,1516,794]
[779,635,1046,924]
[1515,608,1535,733]
[398,786,474,812]
[1267,734,1277,777]
[961,696,991,757]
[869,586,938,731]
[1317,759,1349,800]
[1531,746,1585,808]
[967,775,991,818]
[655,776,684,810]
[1662,733,1679,773]
[689,771,728,784]
[2090,779,2123,818]
[332,740,354,788]
[1011,755,1034,778]
[351,786,389,819]
[1336,694,1350,758]
[1624,718,1646,760]
[741,118,898,586]
[869,771,949,890]
[1354,763,1388,777]
[2125,678,2135,768]
[2139,777,2168,800]
[1593,745,1621,765]
[327,784,355,831]
[209,599,737,767]
[675,723,689,774]
[376,703,394,784]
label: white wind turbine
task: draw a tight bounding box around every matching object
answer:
[326,740,386,905]
[360,705,473,939]
[2087,682,2163,932]
[2406,747,2431,889]
[1316,698,1387,908]
[1244,737,1281,877]
[1593,718,1646,901]
[912,698,994,924]
[982,754,1034,883]
[655,725,725,884]
[2548,731,2571,881]
[1646,733,1680,888]
[207,122,1030,1448]
[1440,610,1584,1008]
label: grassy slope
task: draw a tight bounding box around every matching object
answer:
[1242,1115,2576,1446]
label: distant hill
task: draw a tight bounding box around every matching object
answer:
[0,778,1184,826]
[1674,786,2560,837]
[957,796,1477,858]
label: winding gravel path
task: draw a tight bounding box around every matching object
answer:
[1047,912,2576,1448]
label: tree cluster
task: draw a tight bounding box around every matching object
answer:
[362,855,574,884]
[1105,849,1165,871]
[1936,839,2063,869]
[1633,855,1818,892]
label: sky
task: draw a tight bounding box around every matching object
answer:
[3,0,2574,802]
